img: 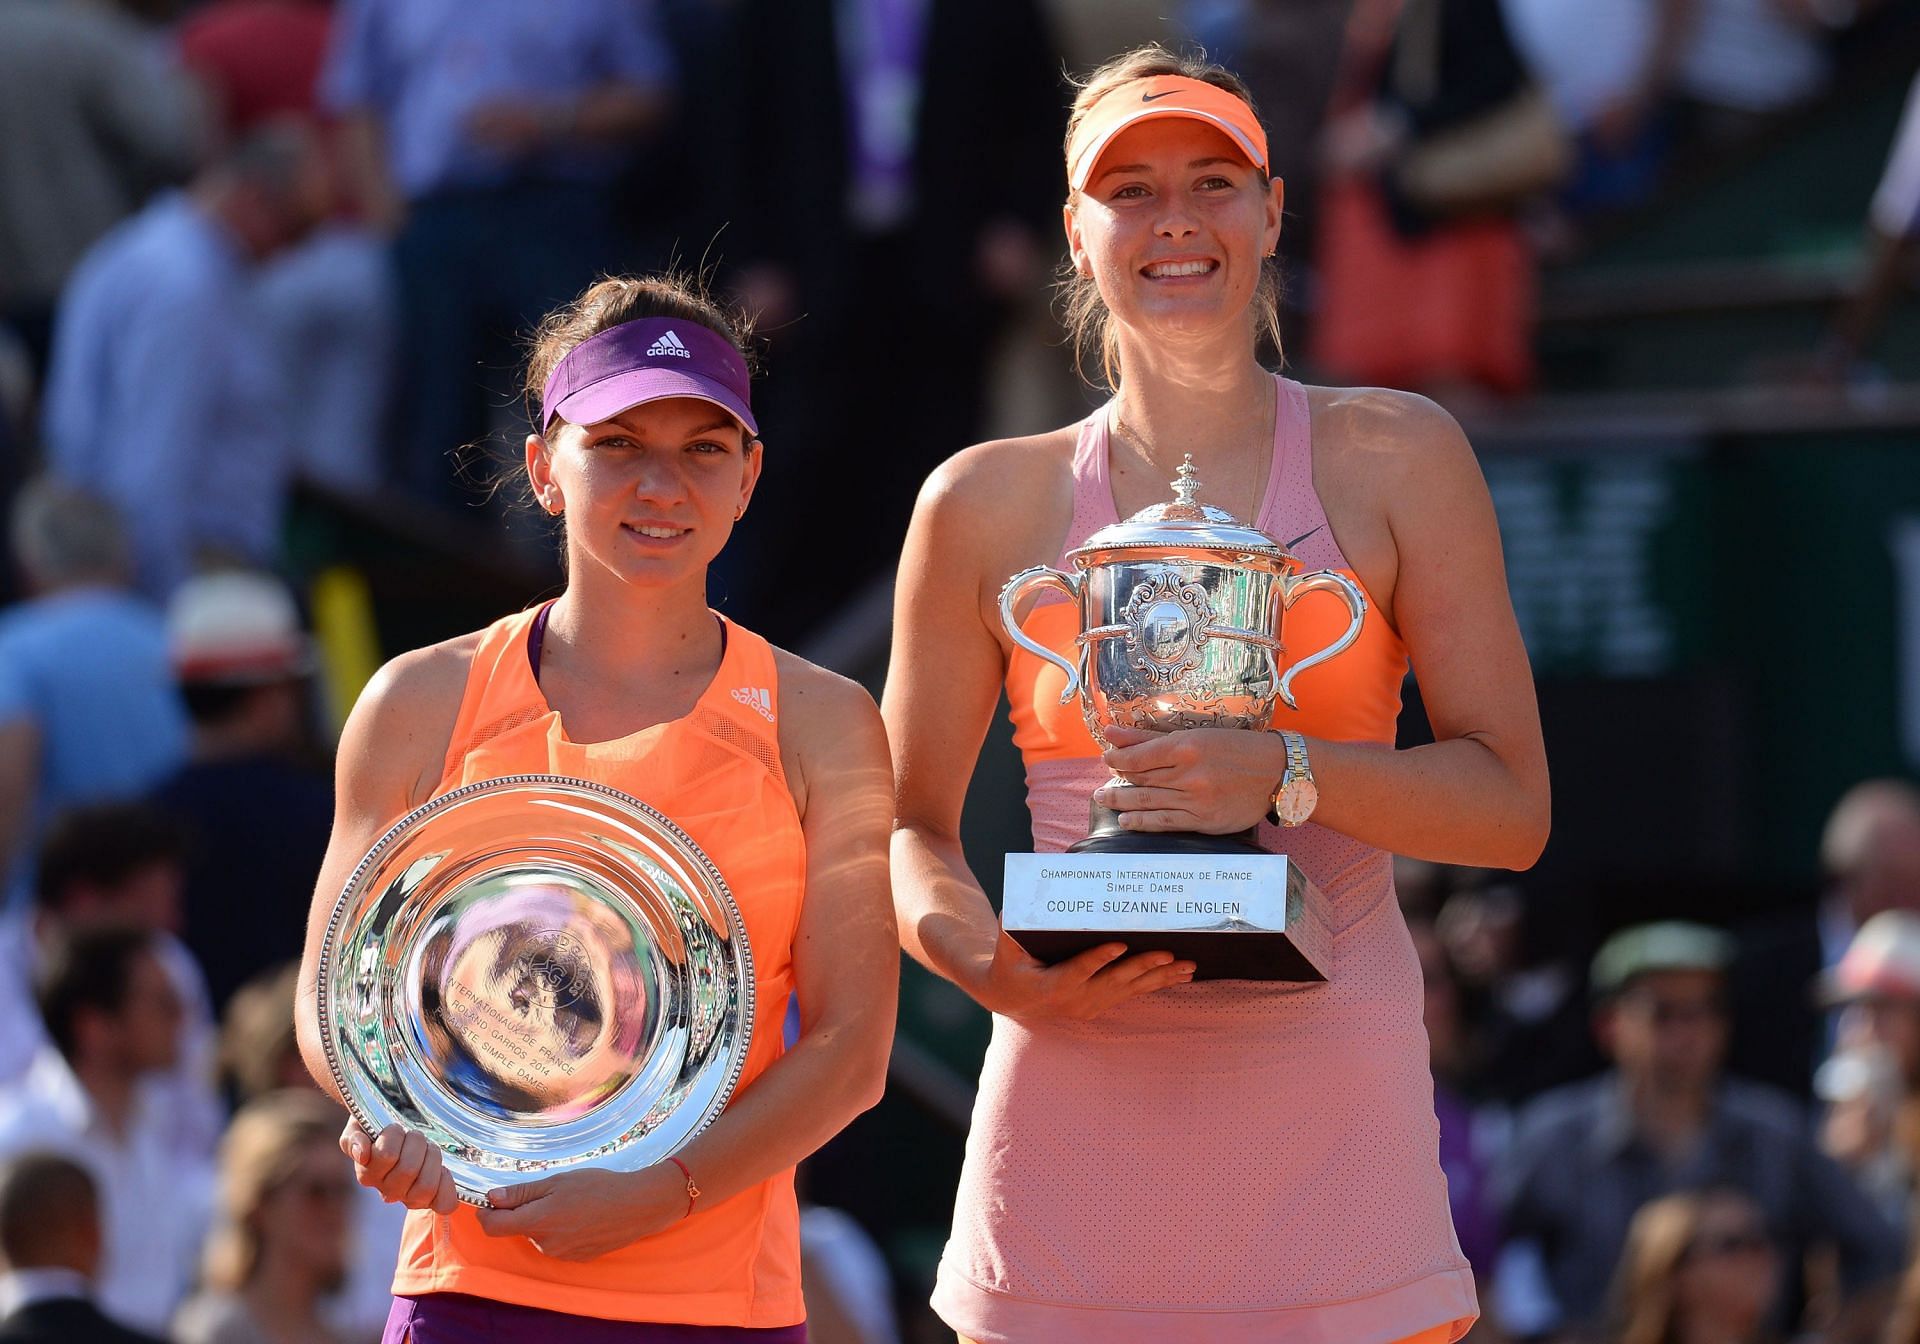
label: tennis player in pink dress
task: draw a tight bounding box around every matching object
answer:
[885,45,1550,1344]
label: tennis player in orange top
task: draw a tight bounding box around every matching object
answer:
[886,46,1550,1344]
[293,273,898,1342]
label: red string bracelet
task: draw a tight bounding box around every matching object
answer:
[667,1155,699,1219]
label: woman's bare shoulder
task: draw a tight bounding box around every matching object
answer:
[918,424,1081,522]
[767,647,888,815]
[910,424,1085,584]
[337,629,486,809]
[1305,384,1478,480]
[358,631,484,722]
[769,647,879,726]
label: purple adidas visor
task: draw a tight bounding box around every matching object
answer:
[539,317,758,437]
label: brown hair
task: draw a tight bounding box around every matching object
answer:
[202,1089,348,1292]
[1609,1189,1771,1344]
[0,1151,97,1267]
[1060,45,1282,389]
[218,961,301,1107]
[522,270,757,432]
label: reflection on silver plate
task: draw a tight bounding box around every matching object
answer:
[316,774,754,1206]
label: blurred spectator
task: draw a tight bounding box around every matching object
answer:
[0,928,212,1335]
[0,0,201,376]
[0,480,188,902]
[1818,1043,1910,1235]
[149,572,331,1014]
[799,1202,903,1344]
[174,1090,356,1344]
[1438,884,1601,1104]
[0,803,191,1082]
[1413,920,1504,1282]
[1816,67,1920,382]
[177,0,397,495]
[1501,0,1691,213]
[1818,911,1920,1236]
[319,0,674,506]
[1733,780,1920,1098]
[1670,0,1859,138]
[2,804,226,1161]
[175,0,332,136]
[1823,782,1920,933]
[217,964,308,1109]
[214,963,399,1342]
[1608,1188,1783,1344]
[40,120,333,597]
[0,1151,164,1344]
[1495,921,1901,1340]
[722,0,1064,632]
[1314,0,1554,403]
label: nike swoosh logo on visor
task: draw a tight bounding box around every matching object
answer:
[1141,90,1178,101]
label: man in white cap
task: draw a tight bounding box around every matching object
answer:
[147,572,330,1014]
[1819,910,1920,1235]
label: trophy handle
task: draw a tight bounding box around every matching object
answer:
[1276,570,1368,710]
[999,566,1086,704]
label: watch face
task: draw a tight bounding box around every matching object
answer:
[1275,778,1319,827]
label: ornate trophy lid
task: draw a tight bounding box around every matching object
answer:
[1076,455,1287,559]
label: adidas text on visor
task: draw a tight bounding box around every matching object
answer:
[540,317,758,437]
[1067,75,1271,194]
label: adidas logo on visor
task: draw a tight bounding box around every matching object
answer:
[647,330,692,359]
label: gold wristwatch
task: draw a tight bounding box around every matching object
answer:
[1269,729,1318,828]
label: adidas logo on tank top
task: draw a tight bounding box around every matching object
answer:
[647,330,692,358]
[731,686,774,722]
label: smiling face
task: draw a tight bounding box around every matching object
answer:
[526,397,762,592]
[1065,116,1283,350]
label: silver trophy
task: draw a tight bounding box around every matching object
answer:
[997,456,1366,979]
[315,774,753,1206]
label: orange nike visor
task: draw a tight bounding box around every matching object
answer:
[1067,75,1272,193]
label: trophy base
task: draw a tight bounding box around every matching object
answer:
[1069,800,1266,855]
[1000,850,1331,983]
[1008,926,1327,982]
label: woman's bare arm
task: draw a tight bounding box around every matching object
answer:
[886,450,1195,1019]
[294,639,471,1212]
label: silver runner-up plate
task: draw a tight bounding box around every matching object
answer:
[316,774,754,1207]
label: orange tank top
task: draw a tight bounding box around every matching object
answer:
[388,605,808,1328]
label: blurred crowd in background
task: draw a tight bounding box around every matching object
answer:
[1,0,1919,1340]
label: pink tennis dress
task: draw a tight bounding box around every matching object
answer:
[931,377,1478,1343]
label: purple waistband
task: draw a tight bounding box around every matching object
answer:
[385,1294,807,1344]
